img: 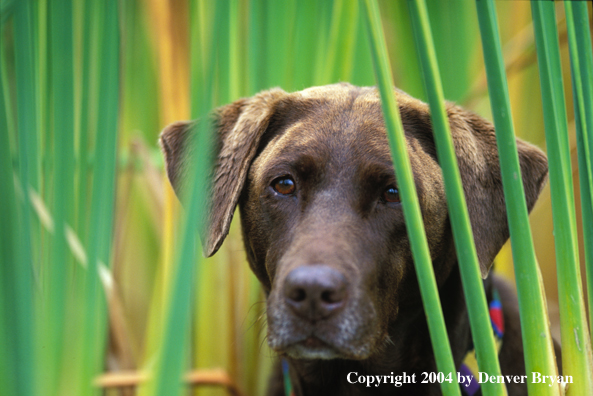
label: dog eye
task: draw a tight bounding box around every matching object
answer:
[272,176,296,195]
[382,186,400,203]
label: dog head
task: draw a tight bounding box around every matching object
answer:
[160,83,547,361]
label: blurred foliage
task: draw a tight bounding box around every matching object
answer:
[1,1,591,396]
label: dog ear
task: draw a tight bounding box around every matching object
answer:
[160,88,286,257]
[447,104,548,278]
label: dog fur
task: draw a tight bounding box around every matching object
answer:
[160,83,554,395]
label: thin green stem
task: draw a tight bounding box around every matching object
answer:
[360,1,460,395]
[10,1,37,395]
[0,24,22,396]
[14,0,38,191]
[319,0,359,84]
[40,0,75,392]
[247,0,267,94]
[531,2,593,395]
[74,1,120,394]
[139,2,223,395]
[475,1,561,395]
[564,0,593,343]
[75,0,95,242]
[407,1,505,395]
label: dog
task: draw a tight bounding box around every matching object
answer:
[160,83,554,395]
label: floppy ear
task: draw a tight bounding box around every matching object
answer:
[447,104,548,278]
[159,88,286,257]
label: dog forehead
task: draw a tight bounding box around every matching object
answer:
[298,83,379,102]
[296,83,429,113]
[265,84,430,162]
[263,92,390,167]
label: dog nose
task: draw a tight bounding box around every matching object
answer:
[284,265,347,321]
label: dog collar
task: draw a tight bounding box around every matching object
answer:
[459,288,505,396]
[281,288,504,396]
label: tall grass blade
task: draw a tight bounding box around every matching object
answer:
[349,11,375,88]
[138,64,212,396]
[531,1,593,394]
[228,0,241,100]
[188,4,231,394]
[10,2,37,394]
[0,27,22,396]
[71,1,120,393]
[14,0,38,191]
[35,0,50,205]
[407,1,505,395]
[1,1,15,22]
[40,0,76,392]
[318,0,359,84]
[360,1,460,394]
[564,0,593,341]
[292,0,323,90]
[147,0,190,319]
[139,1,223,394]
[381,1,425,99]
[141,0,191,388]
[265,0,296,88]
[475,1,561,394]
[215,0,231,105]
[0,31,9,390]
[75,0,96,241]
[34,0,48,207]
[425,0,478,103]
[247,0,267,94]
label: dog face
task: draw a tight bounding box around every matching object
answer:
[160,83,547,362]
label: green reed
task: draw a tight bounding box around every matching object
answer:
[475,1,560,395]
[564,0,593,341]
[531,1,593,394]
[408,0,505,394]
[361,0,460,395]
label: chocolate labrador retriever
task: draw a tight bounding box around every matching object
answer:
[160,83,553,395]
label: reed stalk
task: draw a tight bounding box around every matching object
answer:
[407,1,505,395]
[0,24,23,396]
[11,2,37,394]
[360,1,460,394]
[531,1,593,394]
[138,1,224,394]
[564,0,593,342]
[475,1,561,395]
[40,1,75,393]
[72,1,120,394]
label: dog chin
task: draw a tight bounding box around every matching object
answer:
[285,344,342,360]
[283,337,343,360]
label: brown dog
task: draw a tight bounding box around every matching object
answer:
[160,83,551,395]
